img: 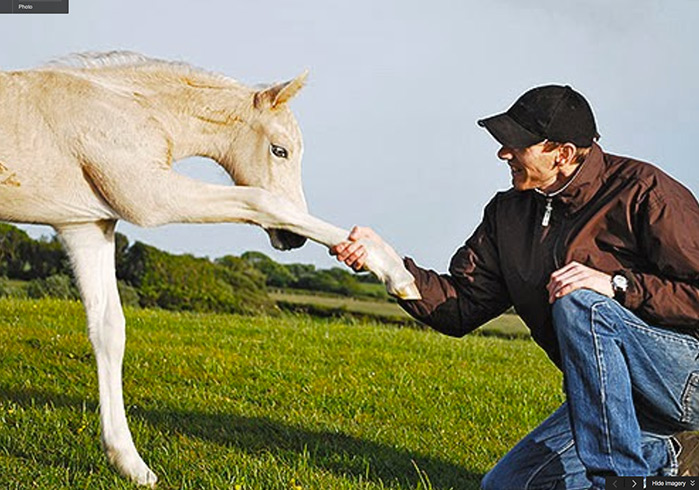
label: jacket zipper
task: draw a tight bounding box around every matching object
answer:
[542,198,553,227]
[539,196,565,268]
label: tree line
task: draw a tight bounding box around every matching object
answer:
[0,223,388,315]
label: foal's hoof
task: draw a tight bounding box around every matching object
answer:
[132,467,158,488]
[109,450,158,487]
[391,281,421,301]
[122,460,157,488]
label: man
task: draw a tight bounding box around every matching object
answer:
[331,85,699,489]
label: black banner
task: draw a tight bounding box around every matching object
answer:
[0,0,68,13]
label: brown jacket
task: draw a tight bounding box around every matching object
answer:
[399,144,699,367]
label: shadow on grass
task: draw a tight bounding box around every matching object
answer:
[0,385,485,489]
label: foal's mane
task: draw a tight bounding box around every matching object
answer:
[42,51,242,88]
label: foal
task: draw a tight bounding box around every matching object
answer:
[0,52,418,485]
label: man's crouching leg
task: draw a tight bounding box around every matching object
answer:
[481,403,591,489]
[551,289,697,487]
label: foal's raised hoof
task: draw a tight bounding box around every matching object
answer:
[392,281,422,301]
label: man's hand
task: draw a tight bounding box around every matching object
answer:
[329,226,380,271]
[547,261,613,303]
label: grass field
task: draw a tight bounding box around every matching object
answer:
[270,291,409,318]
[0,298,564,489]
[270,291,530,339]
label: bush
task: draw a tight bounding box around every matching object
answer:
[26,274,80,300]
[0,224,70,280]
[117,280,140,308]
[242,250,388,299]
[295,267,363,297]
[120,242,274,315]
[241,251,297,288]
[0,277,28,298]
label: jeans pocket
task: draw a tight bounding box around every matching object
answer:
[680,371,699,428]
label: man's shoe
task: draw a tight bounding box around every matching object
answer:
[673,431,699,476]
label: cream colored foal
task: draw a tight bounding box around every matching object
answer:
[0,52,418,486]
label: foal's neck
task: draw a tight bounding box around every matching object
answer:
[130,72,255,167]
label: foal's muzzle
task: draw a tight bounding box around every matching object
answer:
[268,229,308,251]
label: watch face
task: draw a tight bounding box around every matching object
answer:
[613,275,629,291]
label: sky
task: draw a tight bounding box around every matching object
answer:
[1,0,697,272]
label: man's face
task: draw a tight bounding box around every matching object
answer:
[497,142,560,192]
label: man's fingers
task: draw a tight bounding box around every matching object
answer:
[349,248,368,271]
[549,261,582,281]
[346,246,366,263]
[332,239,368,270]
[549,282,583,303]
[547,262,593,293]
[330,241,350,257]
[339,242,365,262]
[551,261,580,275]
[547,263,595,302]
[547,262,613,302]
[332,226,380,272]
[547,267,589,293]
[548,277,586,303]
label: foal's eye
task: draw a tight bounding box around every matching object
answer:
[270,144,289,159]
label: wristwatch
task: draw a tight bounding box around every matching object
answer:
[611,273,629,303]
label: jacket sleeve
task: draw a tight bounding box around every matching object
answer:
[398,200,512,336]
[622,174,699,328]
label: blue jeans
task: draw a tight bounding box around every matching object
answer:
[482,290,699,490]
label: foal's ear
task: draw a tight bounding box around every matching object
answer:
[254,70,308,110]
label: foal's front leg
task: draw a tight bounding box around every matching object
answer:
[86,167,420,299]
[184,184,421,298]
[57,221,157,487]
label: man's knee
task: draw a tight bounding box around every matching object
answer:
[552,289,608,326]
[552,289,622,346]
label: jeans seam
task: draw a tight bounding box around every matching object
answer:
[524,439,576,490]
[591,301,620,474]
[621,319,699,348]
[680,371,699,426]
[666,436,679,476]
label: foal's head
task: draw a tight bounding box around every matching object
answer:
[224,72,309,250]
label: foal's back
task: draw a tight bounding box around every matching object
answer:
[0,65,171,226]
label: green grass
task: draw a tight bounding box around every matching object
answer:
[0,298,564,489]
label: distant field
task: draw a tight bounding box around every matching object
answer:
[271,290,411,318]
[271,290,530,339]
[0,298,563,490]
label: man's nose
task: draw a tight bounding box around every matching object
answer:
[498,146,514,161]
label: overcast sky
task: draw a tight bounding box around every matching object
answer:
[1,0,697,271]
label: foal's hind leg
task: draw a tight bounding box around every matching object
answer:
[57,220,157,487]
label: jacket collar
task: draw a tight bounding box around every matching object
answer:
[540,142,605,213]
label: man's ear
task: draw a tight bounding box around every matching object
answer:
[556,143,578,167]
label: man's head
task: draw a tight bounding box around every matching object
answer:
[478,85,597,149]
[478,85,598,192]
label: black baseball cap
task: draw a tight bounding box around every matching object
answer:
[477,85,598,148]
